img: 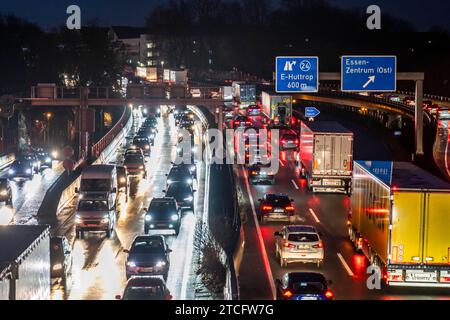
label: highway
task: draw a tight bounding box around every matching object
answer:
[237,109,450,300]
[50,111,206,300]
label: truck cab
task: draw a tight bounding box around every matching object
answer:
[76,165,118,210]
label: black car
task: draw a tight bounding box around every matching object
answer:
[248,163,275,185]
[20,154,40,173]
[124,235,172,280]
[164,182,195,211]
[117,276,172,300]
[132,136,151,156]
[258,193,295,224]
[276,272,333,300]
[8,159,34,180]
[171,162,197,180]
[50,236,73,279]
[144,197,181,235]
[35,151,53,168]
[0,178,12,205]
[166,166,193,188]
[138,127,156,145]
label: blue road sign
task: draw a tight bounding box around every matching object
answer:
[305,107,320,118]
[341,55,396,92]
[276,56,319,93]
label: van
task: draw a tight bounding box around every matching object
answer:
[76,165,118,208]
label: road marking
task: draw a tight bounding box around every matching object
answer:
[279,159,285,167]
[291,179,299,190]
[308,208,321,223]
[337,253,355,277]
[242,166,277,300]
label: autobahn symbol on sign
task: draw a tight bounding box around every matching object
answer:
[276,56,319,93]
[341,55,397,92]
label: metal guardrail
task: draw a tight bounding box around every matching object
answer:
[92,106,131,158]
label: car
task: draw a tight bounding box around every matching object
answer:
[75,195,116,239]
[132,136,151,156]
[124,235,172,280]
[275,272,333,300]
[223,105,235,120]
[247,104,261,116]
[50,236,72,278]
[123,153,147,178]
[280,130,299,150]
[274,225,324,267]
[247,163,275,185]
[124,146,144,157]
[179,119,195,132]
[8,159,35,180]
[176,143,196,164]
[0,178,12,205]
[258,194,295,224]
[233,115,250,129]
[35,150,53,169]
[116,276,172,300]
[144,197,181,235]
[20,154,40,173]
[163,182,195,211]
[166,166,193,188]
[171,162,197,180]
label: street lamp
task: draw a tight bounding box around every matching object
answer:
[44,112,52,148]
[161,60,165,69]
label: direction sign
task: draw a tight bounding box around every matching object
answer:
[276,56,319,93]
[341,55,396,92]
[305,107,320,118]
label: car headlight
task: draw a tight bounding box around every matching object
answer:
[156,260,166,268]
[139,165,144,169]
[145,215,152,222]
[26,169,32,174]
[186,178,192,184]
[0,190,8,196]
[167,179,172,185]
[184,196,193,202]
[177,147,182,153]
[119,177,126,184]
[145,145,150,150]
[75,215,82,224]
[51,151,58,159]
[127,261,136,268]
[45,157,52,163]
[8,169,14,175]
[52,263,63,271]
[171,214,179,221]
[192,147,197,153]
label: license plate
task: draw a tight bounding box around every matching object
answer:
[298,244,309,249]
[157,224,167,228]
[141,267,153,272]
[323,179,341,186]
[274,208,284,213]
[301,297,318,300]
[405,270,437,282]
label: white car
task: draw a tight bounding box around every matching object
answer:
[274,225,324,268]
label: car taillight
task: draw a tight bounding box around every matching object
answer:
[251,171,257,175]
[312,241,323,249]
[440,276,450,283]
[284,241,295,248]
[285,206,294,211]
[324,290,333,299]
[281,139,286,144]
[283,290,293,298]
[263,205,273,211]
[245,121,251,125]
[295,139,299,144]
[357,237,363,247]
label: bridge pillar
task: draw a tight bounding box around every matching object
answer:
[415,80,424,155]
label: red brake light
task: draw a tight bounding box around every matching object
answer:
[263,205,273,211]
[283,241,295,248]
[283,290,293,298]
[285,205,294,211]
[312,241,323,248]
[295,139,299,144]
[324,290,333,299]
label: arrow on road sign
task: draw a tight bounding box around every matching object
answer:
[305,107,320,118]
[362,76,376,89]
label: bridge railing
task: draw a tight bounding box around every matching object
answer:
[91,105,131,158]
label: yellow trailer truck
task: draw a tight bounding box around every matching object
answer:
[350,161,450,287]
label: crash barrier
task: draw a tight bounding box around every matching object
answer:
[55,106,133,214]
[0,153,15,171]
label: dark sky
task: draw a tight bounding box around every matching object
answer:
[0,0,449,31]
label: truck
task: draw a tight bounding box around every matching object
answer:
[233,83,256,108]
[0,225,51,300]
[297,121,353,193]
[223,86,233,101]
[349,161,450,287]
[261,91,293,127]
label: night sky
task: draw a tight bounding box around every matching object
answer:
[0,0,449,31]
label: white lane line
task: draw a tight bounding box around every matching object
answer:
[308,208,321,223]
[291,179,299,190]
[279,159,285,167]
[242,166,277,300]
[337,253,355,277]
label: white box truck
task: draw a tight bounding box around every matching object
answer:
[297,121,353,193]
[261,91,293,127]
[0,225,51,300]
